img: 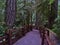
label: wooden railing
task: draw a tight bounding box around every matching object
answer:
[46,28,57,45]
[4,25,32,45]
[0,27,25,45]
[0,36,7,45]
[5,27,26,45]
[0,25,57,45]
[38,26,56,45]
[45,34,55,45]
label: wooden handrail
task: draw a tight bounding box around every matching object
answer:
[38,25,57,45]
[6,26,31,45]
[45,28,57,45]
[0,25,56,45]
[45,28,57,36]
[45,34,55,45]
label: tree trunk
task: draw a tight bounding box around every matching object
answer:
[5,0,16,29]
[47,0,58,29]
[35,0,42,28]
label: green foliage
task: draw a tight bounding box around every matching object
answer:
[0,22,7,36]
[49,0,54,4]
[0,0,6,22]
[52,15,60,38]
[0,25,5,36]
[36,0,50,25]
[16,0,35,26]
[0,0,6,36]
[0,0,60,38]
[52,3,60,38]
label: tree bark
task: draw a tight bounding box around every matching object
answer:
[5,0,16,28]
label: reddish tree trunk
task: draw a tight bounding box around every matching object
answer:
[48,0,58,29]
[5,0,16,29]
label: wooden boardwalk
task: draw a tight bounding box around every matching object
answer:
[13,29,42,45]
[13,28,60,45]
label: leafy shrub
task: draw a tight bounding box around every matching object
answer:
[52,15,60,38]
[0,25,5,36]
[0,23,7,36]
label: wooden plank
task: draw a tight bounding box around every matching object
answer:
[45,34,55,45]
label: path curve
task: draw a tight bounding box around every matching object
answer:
[13,29,42,45]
